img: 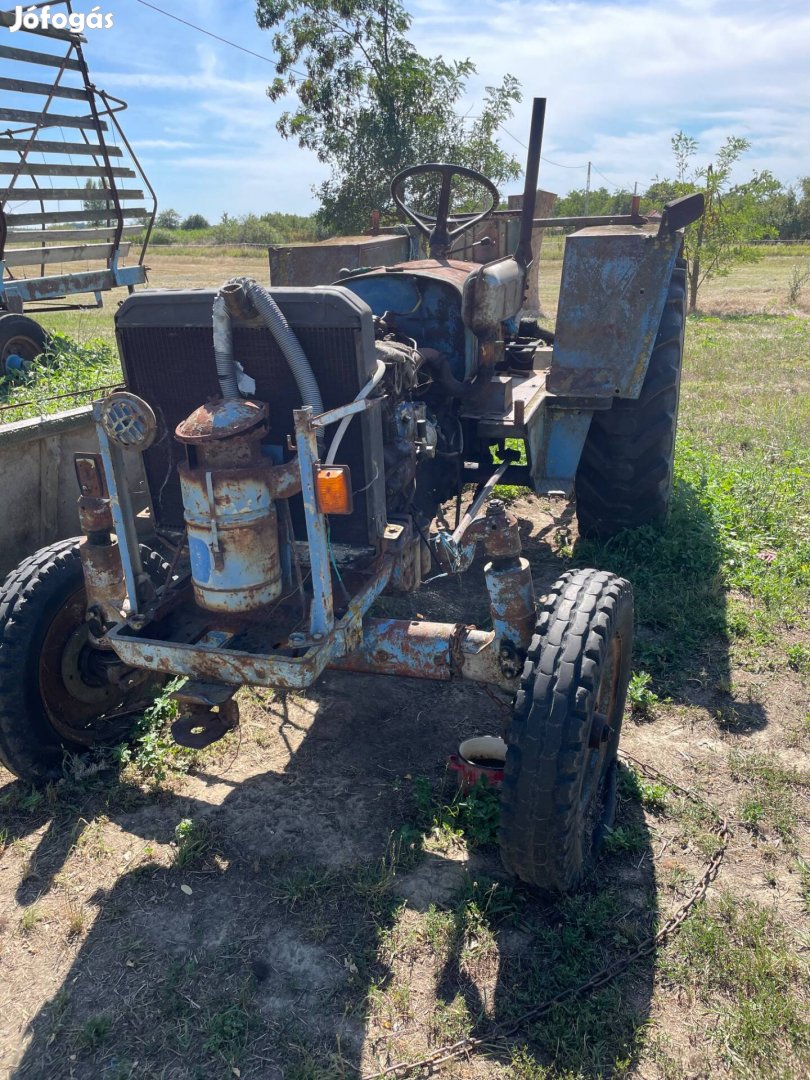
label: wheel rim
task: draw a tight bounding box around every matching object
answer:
[580,632,623,852]
[1,333,42,365]
[38,585,158,747]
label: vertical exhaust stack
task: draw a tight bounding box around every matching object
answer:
[514,97,547,270]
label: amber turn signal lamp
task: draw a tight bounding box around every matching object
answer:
[314,464,353,515]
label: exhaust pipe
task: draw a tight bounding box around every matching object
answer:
[514,97,547,269]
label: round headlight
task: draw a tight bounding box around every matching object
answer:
[99,392,158,450]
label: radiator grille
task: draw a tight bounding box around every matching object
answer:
[117,304,380,546]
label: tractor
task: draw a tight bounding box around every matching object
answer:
[0,99,703,893]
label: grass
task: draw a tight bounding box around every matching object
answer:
[663,893,809,1075]
[173,817,213,869]
[729,750,809,844]
[574,311,809,686]
[0,332,121,425]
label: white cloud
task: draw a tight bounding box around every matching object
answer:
[86,0,810,214]
[410,0,810,192]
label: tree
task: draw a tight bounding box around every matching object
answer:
[645,133,780,311]
[156,208,181,229]
[181,214,210,230]
[256,0,522,233]
[554,186,633,218]
[761,177,810,240]
[82,179,112,227]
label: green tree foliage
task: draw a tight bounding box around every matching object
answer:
[646,133,780,311]
[554,186,634,218]
[256,0,522,233]
[181,213,210,230]
[213,211,320,244]
[156,208,180,229]
[82,179,112,227]
[760,177,810,240]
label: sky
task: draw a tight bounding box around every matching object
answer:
[43,0,810,221]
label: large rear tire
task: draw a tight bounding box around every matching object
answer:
[499,569,633,893]
[575,258,687,538]
[0,538,167,785]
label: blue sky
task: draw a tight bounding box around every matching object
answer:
[58,0,810,220]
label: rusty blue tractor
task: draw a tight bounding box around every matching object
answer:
[0,99,703,893]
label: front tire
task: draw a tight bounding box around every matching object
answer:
[0,538,167,785]
[575,258,687,538]
[499,569,633,893]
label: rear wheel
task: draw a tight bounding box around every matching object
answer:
[575,258,687,538]
[499,569,633,893]
[0,538,167,784]
[0,313,48,375]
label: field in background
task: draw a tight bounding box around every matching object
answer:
[0,245,808,1078]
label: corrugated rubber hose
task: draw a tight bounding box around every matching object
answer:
[241,279,323,417]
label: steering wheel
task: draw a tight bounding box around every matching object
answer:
[390,163,499,258]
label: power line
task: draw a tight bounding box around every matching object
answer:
[134,0,307,79]
[499,125,588,170]
[591,164,632,191]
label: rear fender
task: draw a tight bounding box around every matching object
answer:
[548,225,680,400]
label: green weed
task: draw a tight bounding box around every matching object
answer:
[619,766,670,813]
[0,333,121,424]
[627,671,660,721]
[116,680,197,785]
[203,1001,253,1058]
[411,775,501,851]
[603,824,648,854]
[729,750,808,843]
[173,817,213,869]
[786,643,810,673]
[74,1015,112,1051]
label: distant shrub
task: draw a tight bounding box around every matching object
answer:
[148,227,177,246]
[156,208,180,229]
[212,212,323,246]
[181,213,210,230]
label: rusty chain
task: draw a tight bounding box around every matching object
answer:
[362,751,730,1080]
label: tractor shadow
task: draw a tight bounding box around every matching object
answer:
[571,476,768,735]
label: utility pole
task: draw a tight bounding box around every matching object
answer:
[584,160,591,215]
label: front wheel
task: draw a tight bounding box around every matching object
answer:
[0,538,168,785]
[499,569,634,893]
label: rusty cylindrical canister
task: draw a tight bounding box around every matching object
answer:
[176,398,282,614]
[178,464,282,613]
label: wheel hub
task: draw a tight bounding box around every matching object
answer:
[39,586,158,746]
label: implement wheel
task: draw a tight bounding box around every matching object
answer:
[0,313,48,375]
[575,257,687,538]
[500,569,633,893]
[0,538,168,785]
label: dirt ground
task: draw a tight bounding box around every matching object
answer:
[0,486,807,1079]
